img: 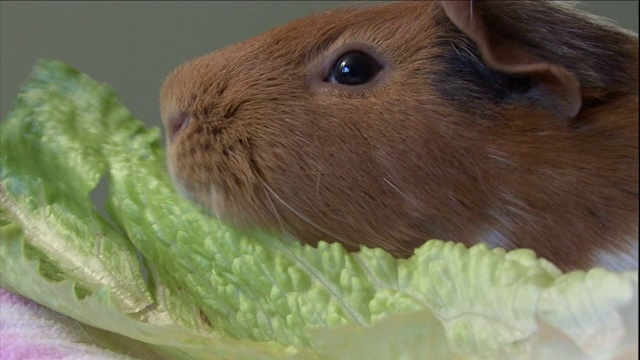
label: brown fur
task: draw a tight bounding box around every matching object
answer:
[160,1,638,271]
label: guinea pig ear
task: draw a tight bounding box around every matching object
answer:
[441,0,581,120]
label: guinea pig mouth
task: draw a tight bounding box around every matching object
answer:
[167,162,226,218]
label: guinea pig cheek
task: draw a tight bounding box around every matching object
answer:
[169,159,228,220]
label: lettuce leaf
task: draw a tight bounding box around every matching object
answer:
[0,59,637,359]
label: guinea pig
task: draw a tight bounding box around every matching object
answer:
[160,1,639,272]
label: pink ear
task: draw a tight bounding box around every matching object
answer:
[441,0,582,119]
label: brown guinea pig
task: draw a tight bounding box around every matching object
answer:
[160,1,638,272]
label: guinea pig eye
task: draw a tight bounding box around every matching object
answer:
[325,51,382,85]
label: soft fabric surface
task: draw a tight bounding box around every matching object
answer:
[0,288,157,360]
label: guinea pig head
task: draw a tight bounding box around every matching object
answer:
[161,1,638,271]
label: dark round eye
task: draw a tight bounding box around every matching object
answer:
[326,51,382,85]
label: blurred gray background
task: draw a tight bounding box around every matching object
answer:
[0,1,637,215]
[1,1,638,132]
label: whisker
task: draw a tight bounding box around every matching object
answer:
[451,43,463,57]
[261,181,356,247]
[316,173,321,195]
[261,181,287,236]
[382,177,410,200]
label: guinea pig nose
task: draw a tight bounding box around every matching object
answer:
[167,111,190,142]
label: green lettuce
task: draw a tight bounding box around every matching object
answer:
[0,59,637,359]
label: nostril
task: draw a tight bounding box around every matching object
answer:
[168,111,190,142]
